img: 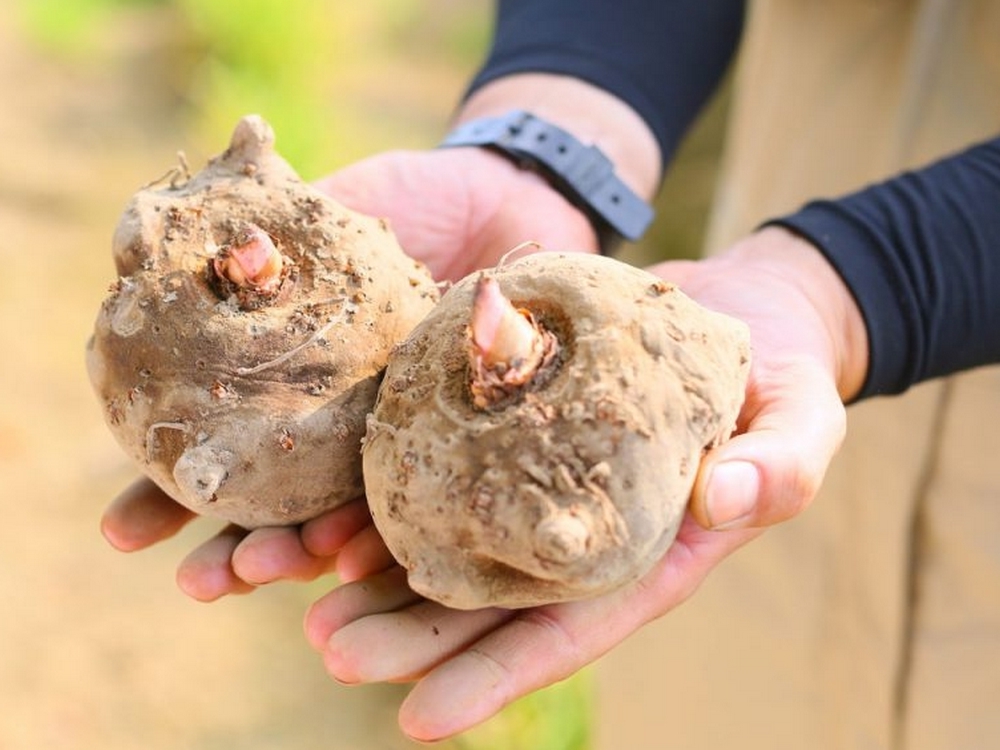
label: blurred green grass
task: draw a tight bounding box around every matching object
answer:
[15,0,165,53]
[12,2,725,748]
[15,0,492,172]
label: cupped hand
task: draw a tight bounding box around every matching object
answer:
[99,147,599,600]
[303,518,761,742]
[299,226,869,740]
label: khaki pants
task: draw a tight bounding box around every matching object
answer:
[596,2,1000,748]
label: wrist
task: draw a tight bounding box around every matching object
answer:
[456,73,662,202]
[440,109,653,252]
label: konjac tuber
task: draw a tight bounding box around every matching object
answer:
[362,252,751,609]
[86,115,438,528]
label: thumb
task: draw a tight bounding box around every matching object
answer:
[689,357,847,531]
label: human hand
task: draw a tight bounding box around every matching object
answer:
[297,225,870,740]
[314,147,600,280]
[99,146,599,601]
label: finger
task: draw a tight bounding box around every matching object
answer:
[304,566,421,650]
[396,518,758,742]
[334,524,398,583]
[176,525,255,602]
[231,526,337,585]
[690,357,846,531]
[100,478,196,552]
[300,499,373,557]
[325,601,514,685]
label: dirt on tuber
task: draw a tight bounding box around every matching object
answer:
[363,252,751,609]
[86,115,438,528]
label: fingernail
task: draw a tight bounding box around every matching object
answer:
[705,460,759,529]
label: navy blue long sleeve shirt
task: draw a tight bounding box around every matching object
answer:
[467,0,1000,399]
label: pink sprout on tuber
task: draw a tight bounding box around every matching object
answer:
[213,224,284,292]
[211,223,289,310]
[468,274,558,410]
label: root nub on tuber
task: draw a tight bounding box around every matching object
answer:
[363,252,751,609]
[86,115,438,528]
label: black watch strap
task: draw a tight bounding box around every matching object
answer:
[439,110,654,253]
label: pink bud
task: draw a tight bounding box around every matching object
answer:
[213,225,283,293]
[468,274,557,409]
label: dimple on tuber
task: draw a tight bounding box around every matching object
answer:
[86,115,438,528]
[362,252,751,609]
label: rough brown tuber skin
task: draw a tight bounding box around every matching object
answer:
[86,115,438,528]
[362,252,751,609]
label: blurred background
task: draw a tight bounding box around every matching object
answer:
[1,1,727,747]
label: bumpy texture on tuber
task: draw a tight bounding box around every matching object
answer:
[363,252,751,609]
[86,115,438,528]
